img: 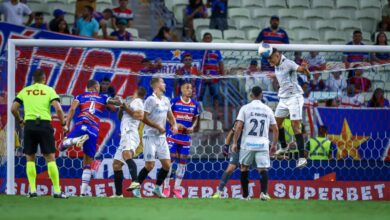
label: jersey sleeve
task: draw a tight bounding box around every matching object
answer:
[236,105,245,122]
[24,4,32,15]
[144,97,155,113]
[131,99,144,111]
[287,59,299,72]
[15,88,25,104]
[101,94,110,105]
[49,87,60,103]
[194,101,201,116]
[268,108,277,125]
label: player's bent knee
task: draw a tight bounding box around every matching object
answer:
[240,165,250,172]
[160,159,171,170]
[122,150,133,161]
[226,164,237,174]
[43,153,55,162]
[144,162,155,171]
[113,160,123,171]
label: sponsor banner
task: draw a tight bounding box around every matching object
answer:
[11,178,389,201]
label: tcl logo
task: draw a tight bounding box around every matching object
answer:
[26,89,46,95]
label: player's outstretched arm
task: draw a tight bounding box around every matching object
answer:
[107,96,123,106]
[167,110,178,134]
[232,121,244,153]
[142,112,165,134]
[297,60,311,77]
[11,101,23,127]
[270,124,279,153]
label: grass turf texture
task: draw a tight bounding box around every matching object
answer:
[0,195,389,220]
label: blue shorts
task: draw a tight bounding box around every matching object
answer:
[168,141,190,156]
[67,123,98,158]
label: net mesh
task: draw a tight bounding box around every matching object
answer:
[1,44,390,197]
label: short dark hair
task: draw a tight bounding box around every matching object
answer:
[84,5,94,14]
[87,79,99,89]
[203,32,212,38]
[137,87,146,98]
[35,12,44,17]
[150,77,161,86]
[353,30,362,35]
[180,81,191,87]
[318,125,328,135]
[102,76,111,83]
[32,69,45,82]
[102,8,113,14]
[251,86,262,97]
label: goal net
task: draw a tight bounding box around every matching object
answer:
[1,39,389,200]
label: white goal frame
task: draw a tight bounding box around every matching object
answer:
[6,39,390,194]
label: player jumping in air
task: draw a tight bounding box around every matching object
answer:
[232,86,279,200]
[266,47,310,168]
[60,79,122,196]
[111,87,146,198]
[162,82,200,198]
[211,120,242,198]
[127,77,178,198]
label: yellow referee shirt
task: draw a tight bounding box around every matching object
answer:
[15,83,60,121]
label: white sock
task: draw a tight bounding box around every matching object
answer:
[163,166,172,189]
[63,137,79,147]
[81,167,92,194]
[174,164,186,189]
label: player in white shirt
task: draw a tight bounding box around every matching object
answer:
[129,77,178,198]
[111,87,146,198]
[232,86,278,201]
[265,48,310,168]
[0,0,32,26]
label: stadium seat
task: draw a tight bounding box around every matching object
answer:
[303,9,328,20]
[193,19,211,31]
[359,0,381,9]
[223,30,246,40]
[336,0,359,9]
[312,20,338,32]
[174,5,186,24]
[311,0,334,9]
[286,19,311,31]
[45,0,64,3]
[126,28,139,39]
[329,10,353,20]
[285,29,296,41]
[242,0,264,8]
[277,9,302,20]
[324,31,347,43]
[338,20,362,32]
[231,39,253,43]
[63,4,76,15]
[64,14,75,25]
[296,30,321,41]
[28,2,49,14]
[355,9,381,32]
[235,19,260,31]
[212,39,230,43]
[228,8,251,20]
[228,0,242,8]
[251,8,278,19]
[246,29,260,42]
[287,0,310,9]
[200,29,223,40]
[165,0,187,12]
[227,19,237,29]
[264,0,286,8]
[47,2,65,14]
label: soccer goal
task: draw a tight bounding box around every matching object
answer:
[2,39,390,200]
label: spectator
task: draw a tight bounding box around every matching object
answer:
[306,126,335,160]
[246,59,261,74]
[110,19,133,41]
[326,71,347,96]
[152,26,173,42]
[49,9,66,32]
[184,0,208,42]
[340,84,365,107]
[309,73,326,91]
[30,12,47,30]
[138,58,157,96]
[255,16,289,71]
[112,0,133,29]
[94,8,114,39]
[0,0,32,26]
[325,98,340,107]
[347,65,371,93]
[76,6,99,38]
[367,88,389,108]
[245,60,273,93]
[176,53,201,97]
[342,30,369,69]
[372,32,390,64]
[56,19,70,34]
[207,0,227,31]
[99,77,116,98]
[200,32,224,114]
[304,52,326,72]
[301,82,311,98]
[382,0,390,30]
[294,51,303,65]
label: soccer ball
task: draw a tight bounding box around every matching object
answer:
[258,43,273,58]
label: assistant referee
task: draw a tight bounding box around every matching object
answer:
[11,69,68,198]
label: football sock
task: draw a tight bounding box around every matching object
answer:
[174,164,186,189]
[137,167,150,184]
[125,159,138,181]
[218,171,232,192]
[26,161,37,193]
[259,170,269,194]
[47,161,61,194]
[279,127,287,149]
[62,137,79,147]
[295,133,305,158]
[156,168,169,186]
[163,166,172,189]
[81,166,92,195]
[114,170,123,196]
[240,171,249,198]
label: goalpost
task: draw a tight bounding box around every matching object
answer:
[4,39,390,197]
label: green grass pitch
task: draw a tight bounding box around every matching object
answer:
[0,195,389,220]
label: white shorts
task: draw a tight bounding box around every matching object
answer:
[114,131,140,164]
[239,149,270,169]
[142,136,170,161]
[275,95,304,120]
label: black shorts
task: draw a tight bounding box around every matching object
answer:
[23,120,55,155]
